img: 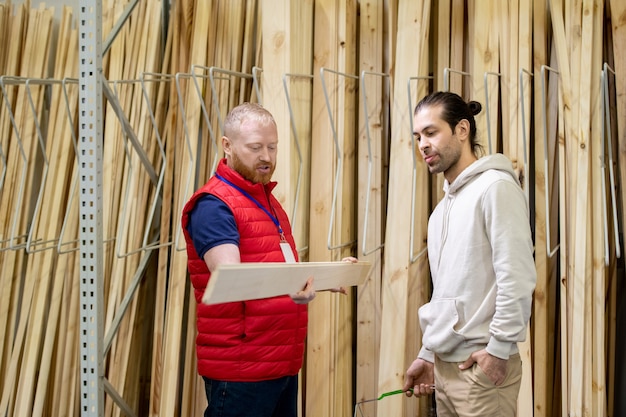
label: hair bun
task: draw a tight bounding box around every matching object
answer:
[468,101,482,116]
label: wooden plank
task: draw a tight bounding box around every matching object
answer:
[333,3,358,415]
[261,0,293,215]
[307,1,358,416]
[548,2,577,413]
[376,2,430,417]
[355,1,384,416]
[569,0,595,413]
[405,19,432,417]
[434,0,451,92]
[0,3,8,74]
[607,4,625,416]
[515,2,534,415]
[180,291,200,417]
[101,0,130,322]
[556,71,568,417]
[588,2,605,416]
[449,0,465,94]
[470,0,498,153]
[610,0,626,266]
[147,5,175,415]
[290,0,314,258]
[202,262,372,305]
[531,1,557,416]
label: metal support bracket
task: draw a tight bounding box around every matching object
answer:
[360,70,390,256]
[408,75,434,263]
[540,65,561,258]
[319,67,359,251]
[601,63,621,263]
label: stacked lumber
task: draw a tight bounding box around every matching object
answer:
[99,1,165,416]
[550,1,607,416]
[0,1,625,417]
[0,3,55,415]
[0,4,81,417]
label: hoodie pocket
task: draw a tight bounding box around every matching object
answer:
[418,298,465,354]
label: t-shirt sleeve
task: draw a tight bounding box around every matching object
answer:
[186,194,239,258]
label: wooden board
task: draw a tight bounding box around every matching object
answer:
[306,2,358,416]
[376,2,431,417]
[202,261,372,305]
[355,1,385,415]
[531,1,557,416]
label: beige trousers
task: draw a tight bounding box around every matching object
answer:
[433,353,522,417]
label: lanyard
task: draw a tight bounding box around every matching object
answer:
[216,173,286,241]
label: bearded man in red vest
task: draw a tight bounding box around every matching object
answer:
[182,102,330,417]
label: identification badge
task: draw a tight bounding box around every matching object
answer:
[280,242,296,263]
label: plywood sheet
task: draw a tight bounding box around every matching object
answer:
[203,261,372,305]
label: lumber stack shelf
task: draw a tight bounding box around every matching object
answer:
[0,1,624,417]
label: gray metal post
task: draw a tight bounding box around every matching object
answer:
[78,0,105,415]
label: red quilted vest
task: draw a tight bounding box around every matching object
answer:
[181,159,308,381]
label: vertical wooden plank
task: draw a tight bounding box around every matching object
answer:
[307,1,357,416]
[449,0,465,94]
[376,2,430,417]
[260,0,313,413]
[548,2,576,413]
[434,0,451,92]
[261,0,292,214]
[355,2,384,416]
[589,2,605,416]
[515,2,534,416]
[571,0,595,413]
[290,0,314,259]
[469,0,498,153]
[610,0,626,250]
[607,4,625,416]
[335,3,357,416]
[531,1,558,416]
[306,1,356,416]
[307,2,338,414]
[496,0,510,155]
[147,5,175,414]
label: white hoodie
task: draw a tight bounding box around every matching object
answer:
[417,153,536,363]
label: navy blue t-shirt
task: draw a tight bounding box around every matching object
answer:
[186,194,239,258]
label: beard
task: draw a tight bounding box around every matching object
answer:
[231,151,275,184]
[424,141,462,175]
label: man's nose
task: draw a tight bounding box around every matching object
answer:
[259,146,271,161]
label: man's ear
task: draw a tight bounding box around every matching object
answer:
[455,119,470,141]
[222,136,231,155]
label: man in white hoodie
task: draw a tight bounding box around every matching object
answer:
[402,91,536,416]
